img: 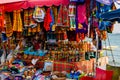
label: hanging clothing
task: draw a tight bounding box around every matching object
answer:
[5,13,13,37]
[57,5,69,27]
[69,4,76,29]
[76,3,88,35]
[0,6,4,30]
[96,2,113,30]
[52,6,58,24]
[77,4,87,24]
[50,9,55,31]
[13,10,23,32]
[44,8,52,31]
[24,9,37,28]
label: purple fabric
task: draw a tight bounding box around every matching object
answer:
[96,0,113,5]
[76,22,88,34]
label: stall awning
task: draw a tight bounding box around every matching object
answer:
[0,0,69,12]
[0,0,25,4]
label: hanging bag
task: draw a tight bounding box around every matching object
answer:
[33,6,45,23]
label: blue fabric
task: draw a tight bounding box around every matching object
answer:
[38,50,47,56]
[70,0,85,4]
[96,1,113,30]
[67,71,81,80]
[101,8,120,21]
[99,21,112,30]
[1,33,7,42]
[24,46,33,54]
[96,1,112,19]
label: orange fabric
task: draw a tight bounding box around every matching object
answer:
[0,6,4,30]
[5,13,13,37]
[13,10,23,32]
[73,58,95,73]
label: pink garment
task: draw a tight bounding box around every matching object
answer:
[77,4,87,24]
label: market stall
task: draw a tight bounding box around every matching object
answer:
[0,0,114,80]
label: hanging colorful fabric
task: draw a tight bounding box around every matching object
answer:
[77,4,87,24]
[33,6,45,23]
[13,10,23,32]
[96,2,113,30]
[57,5,69,27]
[57,5,63,26]
[5,13,13,37]
[0,6,4,31]
[69,4,76,29]
[44,8,52,31]
[24,9,37,28]
[24,9,29,27]
[62,6,69,27]
[50,8,55,31]
[52,6,58,24]
[76,3,88,35]
[29,9,37,28]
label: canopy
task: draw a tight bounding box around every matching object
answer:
[0,0,24,4]
[0,0,69,12]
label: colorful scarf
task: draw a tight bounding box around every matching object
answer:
[24,9,37,28]
[5,13,13,37]
[50,9,55,31]
[0,6,4,31]
[52,6,58,24]
[44,8,52,31]
[76,3,88,35]
[57,5,69,27]
[13,10,23,32]
[69,4,76,29]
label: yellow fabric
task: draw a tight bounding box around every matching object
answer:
[13,10,23,32]
[5,13,13,37]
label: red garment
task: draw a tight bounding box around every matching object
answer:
[94,68,113,80]
[81,76,94,80]
[57,5,69,27]
[44,8,52,31]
